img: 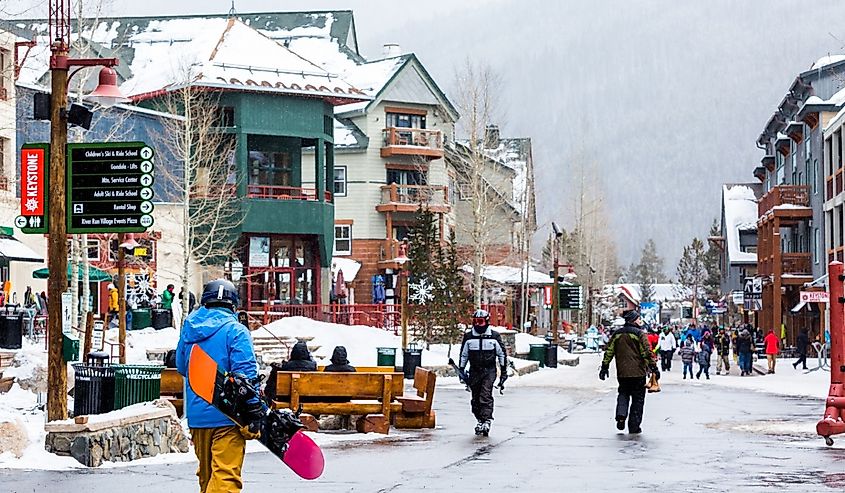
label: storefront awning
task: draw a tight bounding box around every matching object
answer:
[32,265,112,281]
[0,236,43,262]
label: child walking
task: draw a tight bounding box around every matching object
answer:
[696,340,712,380]
[679,340,695,380]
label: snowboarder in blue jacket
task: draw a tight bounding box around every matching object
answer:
[176,279,260,493]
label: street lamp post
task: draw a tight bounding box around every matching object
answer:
[551,223,563,344]
[45,0,128,421]
[395,242,410,350]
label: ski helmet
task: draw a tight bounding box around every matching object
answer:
[201,279,239,311]
[472,309,490,329]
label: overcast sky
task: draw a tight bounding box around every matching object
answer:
[10,0,845,273]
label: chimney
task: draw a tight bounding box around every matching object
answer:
[382,43,401,58]
[485,124,500,149]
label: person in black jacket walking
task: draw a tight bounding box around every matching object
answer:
[736,329,754,376]
[458,309,508,436]
[793,328,809,370]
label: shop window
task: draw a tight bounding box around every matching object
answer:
[248,150,292,187]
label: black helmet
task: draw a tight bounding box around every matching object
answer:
[201,279,239,311]
[472,309,490,329]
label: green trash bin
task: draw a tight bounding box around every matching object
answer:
[62,333,80,362]
[376,347,397,367]
[112,364,164,409]
[528,344,547,368]
[130,309,152,330]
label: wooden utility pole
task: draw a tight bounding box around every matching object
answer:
[117,232,127,363]
[82,311,94,359]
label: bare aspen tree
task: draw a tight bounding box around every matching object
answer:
[451,61,515,307]
[154,82,241,325]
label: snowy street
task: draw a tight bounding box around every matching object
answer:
[4,356,844,492]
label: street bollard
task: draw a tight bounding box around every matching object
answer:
[817,261,845,446]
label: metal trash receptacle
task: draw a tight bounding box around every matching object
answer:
[0,305,23,349]
[72,353,115,416]
[528,344,547,368]
[151,309,172,330]
[113,364,164,409]
[545,344,558,368]
[63,333,80,362]
[130,309,152,330]
[402,344,422,379]
[376,347,397,367]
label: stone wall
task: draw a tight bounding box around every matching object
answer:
[45,400,189,467]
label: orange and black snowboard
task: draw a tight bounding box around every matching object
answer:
[188,344,325,480]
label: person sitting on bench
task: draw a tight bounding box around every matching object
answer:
[323,346,356,373]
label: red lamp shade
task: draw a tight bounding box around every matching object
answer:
[118,233,141,251]
[86,67,129,107]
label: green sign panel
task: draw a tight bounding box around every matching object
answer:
[66,142,156,234]
[15,143,50,234]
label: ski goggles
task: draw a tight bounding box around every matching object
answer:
[472,317,488,326]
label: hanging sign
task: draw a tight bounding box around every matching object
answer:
[15,143,49,234]
[66,142,155,233]
[799,291,829,303]
[249,237,270,267]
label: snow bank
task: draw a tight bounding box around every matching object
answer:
[263,317,455,366]
[2,342,48,392]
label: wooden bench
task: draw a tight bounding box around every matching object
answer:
[272,371,404,434]
[315,366,397,373]
[395,367,436,429]
[160,368,184,416]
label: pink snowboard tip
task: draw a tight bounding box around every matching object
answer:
[283,431,325,480]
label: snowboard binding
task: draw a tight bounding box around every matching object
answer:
[474,420,491,437]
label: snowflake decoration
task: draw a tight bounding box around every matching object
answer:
[24,198,39,212]
[127,272,153,307]
[409,278,435,305]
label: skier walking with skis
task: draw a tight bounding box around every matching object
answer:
[599,287,659,434]
[458,309,508,436]
[176,279,262,493]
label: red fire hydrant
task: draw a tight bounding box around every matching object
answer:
[818,261,845,446]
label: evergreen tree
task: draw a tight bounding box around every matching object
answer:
[633,238,667,302]
[407,206,440,344]
[676,237,708,320]
[436,230,472,352]
[703,219,722,298]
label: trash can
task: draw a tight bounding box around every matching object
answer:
[151,309,172,330]
[528,344,547,368]
[112,364,164,409]
[545,344,558,369]
[72,354,115,416]
[63,333,80,362]
[402,344,422,379]
[376,347,397,367]
[130,309,152,330]
[0,306,24,349]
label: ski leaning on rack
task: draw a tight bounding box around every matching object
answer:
[187,344,325,480]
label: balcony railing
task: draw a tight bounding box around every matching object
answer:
[381,127,444,158]
[246,185,332,202]
[782,252,812,275]
[378,184,449,211]
[758,184,810,217]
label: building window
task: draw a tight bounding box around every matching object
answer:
[86,240,100,261]
[0,138,5,190]
[334,225,351,256]
[814,159,819,195]
[815,228,821,264]
[333,166,347,196]
[387,169,426,186]
[215,107,235,127]
[459,183,473,200]
[776,153,785,185]
[0,49,7,99]
[386,112,426,129]
[248,150,292,187]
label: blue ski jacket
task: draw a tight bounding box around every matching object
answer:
[176,306,258,429]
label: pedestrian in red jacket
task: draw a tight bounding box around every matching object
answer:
[763,330,780,374]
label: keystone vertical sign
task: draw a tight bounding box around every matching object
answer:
[66,142,155,233]
[15,144,49,234]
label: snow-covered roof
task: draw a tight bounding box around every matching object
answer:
[15,17,368,104]
[722,184,760,264]
[484,138,532,211]
[462,264,553,285]
[604,284,691,303]
[811,54,845,71]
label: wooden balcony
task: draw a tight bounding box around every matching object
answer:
[828,169,844,200]
[246,185,332,202]
[758,185,811,221]
[380,127,444,159]
[376,184,450,213]
[758,252,812,284]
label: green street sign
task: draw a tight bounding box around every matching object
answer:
[16,143,50,234]
[66,141,156,234]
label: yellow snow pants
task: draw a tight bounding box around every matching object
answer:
[191,426,246,493]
